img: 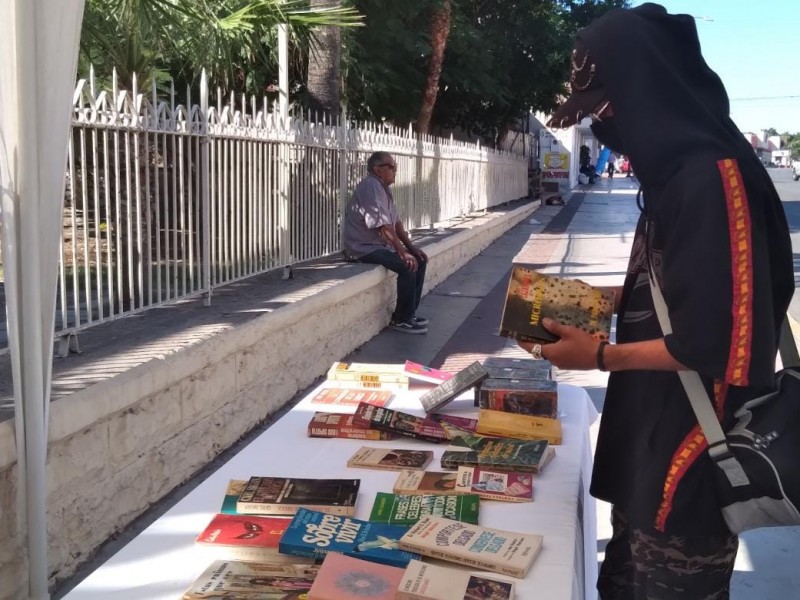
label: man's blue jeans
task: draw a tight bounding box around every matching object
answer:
[358,249,427,323]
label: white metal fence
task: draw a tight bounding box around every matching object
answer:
[0,69,528,345]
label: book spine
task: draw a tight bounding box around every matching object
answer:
[474,424,560,446]
[327,378,409,391]
[329,372,408,383]
[468,490,530,503]
[308,427,392,440]
[398,540,525,578]
[236,503,354,516]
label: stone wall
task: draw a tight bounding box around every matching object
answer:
[0,201,536,597]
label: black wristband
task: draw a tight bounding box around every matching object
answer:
[597,341,610,372]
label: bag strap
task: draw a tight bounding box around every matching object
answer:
[646,263,751,487]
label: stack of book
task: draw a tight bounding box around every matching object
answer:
[326,361,409,391]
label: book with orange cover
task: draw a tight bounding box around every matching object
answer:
[310,388,394,408]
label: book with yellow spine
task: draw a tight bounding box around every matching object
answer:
[476,408,563,445]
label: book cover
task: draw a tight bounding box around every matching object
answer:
[308,412,395,441]
[308,553,404,600]
[220,479,247,514]
[429,414,479,440]
[481,356,554,378]
[404,361,454,385]
[310,388,394,407]
[418,362,489,414]
[182,559,320,599]
[454,467,534,503]
[393,470,461,496]
[278,508,420,568]
[195,513,294,562]
[398,515,543,578]
[353,402,449,443]
[476,408,563,445]
[477,378,558,419]
[347,447,433,471]
[440,435,551,474]
[396,559,516,600]
[326,362,409,390]
[483,365,554,381]
[368,492,480,526]
[236,477,360,516]
[499,265,614,344]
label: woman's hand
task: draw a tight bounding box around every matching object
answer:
[519,318,603,370]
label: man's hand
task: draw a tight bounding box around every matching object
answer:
[399,250,419,271]
[410,246,428,262]
[519,318,602,370]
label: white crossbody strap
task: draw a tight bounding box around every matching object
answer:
[647,264,750,487]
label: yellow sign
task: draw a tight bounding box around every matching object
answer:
[543,152,569,170]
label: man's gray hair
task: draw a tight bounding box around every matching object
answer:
[367,151,393,174]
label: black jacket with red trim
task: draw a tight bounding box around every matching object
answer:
[581,4,794,535]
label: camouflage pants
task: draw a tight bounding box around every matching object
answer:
[598,507,738,600]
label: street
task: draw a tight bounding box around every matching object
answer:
[769,168,800,321]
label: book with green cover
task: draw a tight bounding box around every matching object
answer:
[440,435,551,474]
[368,492,480,525]
[499,265,614,344]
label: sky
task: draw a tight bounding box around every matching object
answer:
[630,0,800,134]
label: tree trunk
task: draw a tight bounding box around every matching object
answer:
[415,0,451,134]
[306,0,341,120]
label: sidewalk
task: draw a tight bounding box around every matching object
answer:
[55,176,800,598]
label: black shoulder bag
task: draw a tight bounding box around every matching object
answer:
[648,265,800,534]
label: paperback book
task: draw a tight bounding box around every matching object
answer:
[182,560,320,600]
[440,435,552,474]
[418,361,489,414]
[454,467,534,503]
[327,362,409,391]
[347,447,433,471]
[368,492,480,526]
[310,388,394,408]
[396,559,516,600]
[353,402,449,443]
[481,356,554,377]
[398,515,543,578]
[499,265,614,344]
[476,408,563,445]
[195,513,298,563]
[477,378,558,419]
[429,414,479,440]
[404,361,454,385]
[220,479,247,514]
[236,477,360,516]
[308,412,395,441]
[393,470,462,496]
[278,508,420,568]
[308,553,404,600]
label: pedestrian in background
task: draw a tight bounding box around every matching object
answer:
[342,151,429,334]
[540,3,793,598]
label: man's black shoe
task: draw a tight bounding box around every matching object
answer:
[412,315,429,326]
[391,320,428,334]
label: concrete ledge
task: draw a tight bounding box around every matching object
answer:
[0,199,537,592]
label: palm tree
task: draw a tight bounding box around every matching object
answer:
[415,0,451,134]
[306,0,342,119]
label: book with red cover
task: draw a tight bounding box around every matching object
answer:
[353,402,448,443]
[308,412,395,441]
[310,388,394,408]
[309,553,404,600]
[195,513,294,562]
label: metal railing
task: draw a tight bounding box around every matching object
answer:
[0,69,528,347]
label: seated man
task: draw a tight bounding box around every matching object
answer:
[342,151,429,334]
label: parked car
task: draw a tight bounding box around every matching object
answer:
[793,160,800,181]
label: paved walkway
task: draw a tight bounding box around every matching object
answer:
[55,176,800,598]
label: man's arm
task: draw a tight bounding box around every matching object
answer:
[378,224,418,271]
[395,219,428,262]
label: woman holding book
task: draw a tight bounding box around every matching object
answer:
[526,4,794,600]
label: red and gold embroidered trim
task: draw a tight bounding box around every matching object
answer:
[717,158,753,386]
[654,425,708,531]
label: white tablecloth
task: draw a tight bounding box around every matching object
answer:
[64,383,598,600]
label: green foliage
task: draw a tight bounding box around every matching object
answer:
[344,0,628,142]
[80,0,362,94]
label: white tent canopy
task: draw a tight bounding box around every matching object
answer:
[0,0,85,597]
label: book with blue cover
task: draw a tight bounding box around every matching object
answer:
[278,508,420,568]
